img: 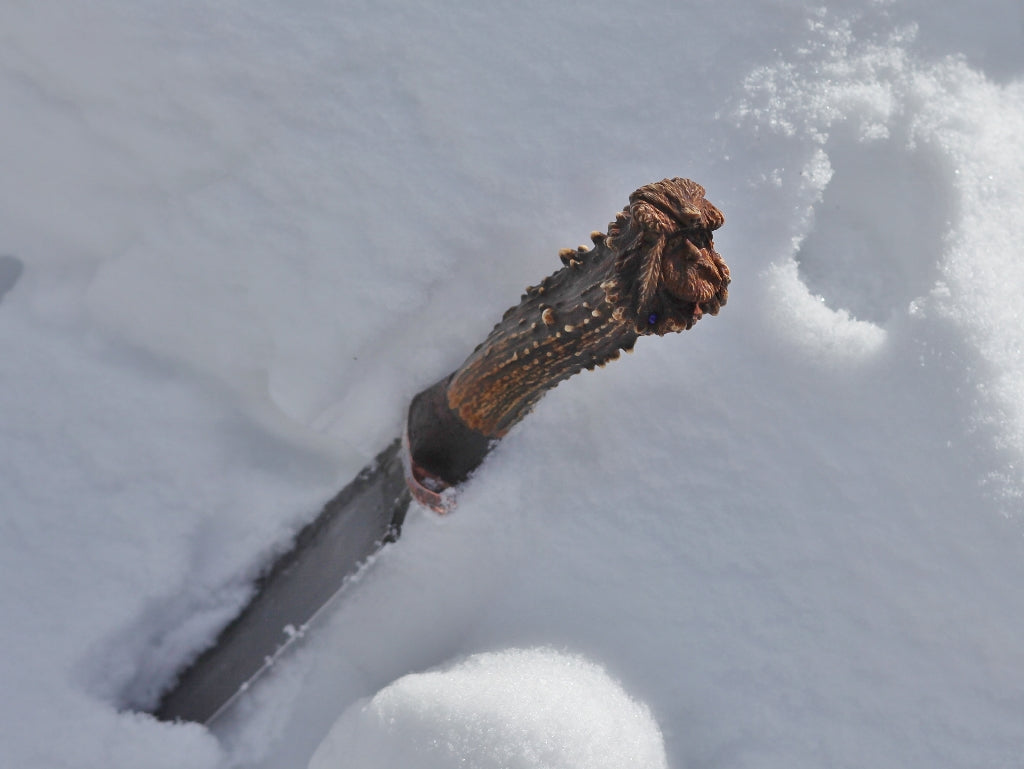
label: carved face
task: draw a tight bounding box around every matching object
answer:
[660,213,729,322]
[606,177,729,333]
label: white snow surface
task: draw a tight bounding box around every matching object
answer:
[306,648,668,769]
[2,1,1024,768]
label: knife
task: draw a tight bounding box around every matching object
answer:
[150,177,729,724]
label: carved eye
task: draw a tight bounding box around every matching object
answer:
[680,211,705,231]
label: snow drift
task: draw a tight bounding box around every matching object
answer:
[307,648,667,769]
[2,1,1024,768]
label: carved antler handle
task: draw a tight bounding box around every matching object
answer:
[404,178,729,511]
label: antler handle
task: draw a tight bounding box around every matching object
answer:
[404,178,729,511]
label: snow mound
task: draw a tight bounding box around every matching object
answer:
[307,648,667,769]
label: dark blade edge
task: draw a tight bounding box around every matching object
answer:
[151,438,411,724]
[199,528,401,727]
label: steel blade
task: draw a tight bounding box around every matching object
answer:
[153,438,410,724]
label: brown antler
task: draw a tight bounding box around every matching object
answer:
[404,178,728,510]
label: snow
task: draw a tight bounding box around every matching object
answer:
[306,648,668,769]
[2,1,1023,768]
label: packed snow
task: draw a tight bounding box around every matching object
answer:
[306,648,668,769]
[2,1,1023,768]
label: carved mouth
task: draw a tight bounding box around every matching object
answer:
[687,273,719,304]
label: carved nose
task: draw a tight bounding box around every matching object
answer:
[703,203,725,231]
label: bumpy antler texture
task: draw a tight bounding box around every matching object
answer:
[405,178,728,508]
[447,178,728,436]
